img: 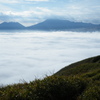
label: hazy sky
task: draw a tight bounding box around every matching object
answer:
[0,0,100,26]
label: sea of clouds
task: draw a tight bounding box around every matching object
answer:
[0,31,100,85]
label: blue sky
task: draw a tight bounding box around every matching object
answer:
[0,0,100,26]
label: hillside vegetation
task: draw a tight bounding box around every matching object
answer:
[0,55,100,100]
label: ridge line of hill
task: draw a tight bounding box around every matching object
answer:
[0,19,100,31]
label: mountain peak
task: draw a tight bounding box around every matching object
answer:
[0,22,25,29]
[44,19,71,23]
[28,19,100,31]
[1,22,22,25]
[0,19,100,31]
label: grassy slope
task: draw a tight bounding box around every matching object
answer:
[55,55,100,76]
[0,55,100,100]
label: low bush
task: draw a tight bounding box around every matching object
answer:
[79,85,100,100]
[0,76,86,100]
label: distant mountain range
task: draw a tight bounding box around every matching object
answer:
[0,19,100,31]
[0,22,25,30]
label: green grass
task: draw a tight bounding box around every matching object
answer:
[55,63,100,77]
[0,76,87,100]
[55,55,100,76]
[0,55,100,100]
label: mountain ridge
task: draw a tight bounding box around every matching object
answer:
[0,19,100,31]
[27,19,100,31]
[0,22,25,30]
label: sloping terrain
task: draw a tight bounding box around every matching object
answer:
[55,55,100,76]
[0,22,25,29]
[0,55,100,100]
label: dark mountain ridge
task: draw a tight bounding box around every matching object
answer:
[27,19,100,31]
[0,19,100,31]
[0,22,25,30]
[28,19,99,30]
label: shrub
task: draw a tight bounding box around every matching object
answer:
[0,76,86,100]
[79,85,100,100]
[26,76,86,100]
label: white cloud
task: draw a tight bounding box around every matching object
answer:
[0,7,52,18]
[0,31,100,85]
[0,0,49,4]
[0,0,19,3]
[50,3,100,24]
[0,3,100,25]
[0,7,54,25]
[0,0,100,25]
[26,0,49,1]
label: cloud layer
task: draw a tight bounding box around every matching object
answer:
[0,31,100,85]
